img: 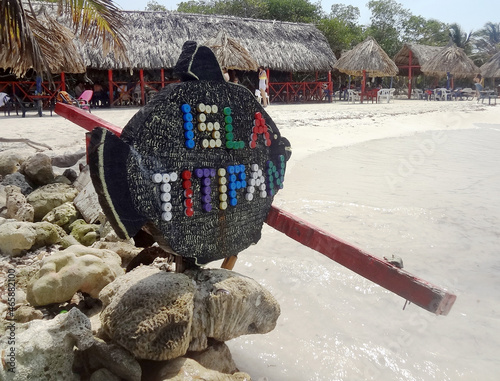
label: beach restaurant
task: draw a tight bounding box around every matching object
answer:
[0,9,337,110]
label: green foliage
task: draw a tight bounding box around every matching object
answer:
[145,1,167,11]
[403,16,449,46]
[448,23,473,52]
[177,0,321,22]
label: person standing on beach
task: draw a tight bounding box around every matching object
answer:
[258,66,268,107]
[474,74,483,99]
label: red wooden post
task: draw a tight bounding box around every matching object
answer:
[108,70,114,106]
[408,50,413,99]
[161,68,165,88]
[139,69,145,105]
[362,70,366,93]
[61,72,66,91]
[265,206,456,315]
[328,70,333,102]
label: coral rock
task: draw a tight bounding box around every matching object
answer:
[27,245,123,306]
[20,152,54,186]
[187,268,280,351]
[1,172,33,195]
[0,149,29,177]
[0,308,94,381]
[5,185,34,222]
[157,358,251,381]
[99,267,280,361]
[26,183,79,221]
[69,219,100,246]
[0,220,62,257]
[99,267,195,361]
[42,201,80,231]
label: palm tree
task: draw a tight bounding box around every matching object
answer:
[0,0,128,77]
[448,23,473,53]
[475,22,500,55]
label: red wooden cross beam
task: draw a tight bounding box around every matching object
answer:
[55,102,456,316]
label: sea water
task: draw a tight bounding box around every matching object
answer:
[226,124,500,380]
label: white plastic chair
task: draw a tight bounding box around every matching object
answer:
[377,88,394,103]
[347,89,360,103]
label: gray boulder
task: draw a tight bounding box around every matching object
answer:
[20,152,54,186]
[0,150,29,177]
[0,308,94,381]
[1,172,33,195]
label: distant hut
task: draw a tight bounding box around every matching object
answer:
[421,42,479,89]
[333,36,398,92]
[203,30,259,72]
[480,51,500,78]
[393,43,443,98]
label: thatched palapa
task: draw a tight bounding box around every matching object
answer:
[333,36,398,77]
[78,10,336,72]
[393,44,443,76]
[203,31,258,71]
[421,43,479,78]
[480,51,500,78]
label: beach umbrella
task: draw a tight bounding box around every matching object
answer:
[421,42,479,87]
[333,36,398,92]
[203,30,259,72]
[480,51,500,78]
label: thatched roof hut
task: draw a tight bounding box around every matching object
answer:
[79,10,336,72]
[421,43,479,78]
[203,30,258,71]
[480,51,500,78]
[0,6,86,76]
[333,36,398,77]
[393,44,443,76]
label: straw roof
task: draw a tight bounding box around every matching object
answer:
[0,6,86,76]
[393,43,443,76]
[333,36,398,77]
[421,43,479,78]
[203,30,258,71]
[480,51,500,78]
[79,10,336,72]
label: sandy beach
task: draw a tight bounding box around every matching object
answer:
[1,98,499,380]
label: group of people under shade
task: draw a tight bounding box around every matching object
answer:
[222,66,268,107]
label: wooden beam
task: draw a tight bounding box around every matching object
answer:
[55,103,122,136]
[265,206,456,315]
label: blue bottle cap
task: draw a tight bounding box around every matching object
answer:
[183,113,193,122]
[229,190,237,198]
[229,198,238,206]
[183,121,193,131]
[185,139,195,149]
[181,104,191,113]
[184,130,194,140]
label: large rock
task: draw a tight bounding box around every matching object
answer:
[0,308,94,381]
[26,183,79,221]
[0,150,29,177]
[5,185,34,222]
[1,172,33,195]
[20,152,55,185]
[157,358,251,381]
[42,201,80,231]
[27,245,124,306]
[99,267,280,360]
[0,220,63,257]
[83,339,142,381]
[69,219,100,246]
[92,241,142,267]
[99,267,194,361]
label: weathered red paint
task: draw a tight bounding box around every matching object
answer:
[55,103,122,136]
[55,105,457,315]
[265,206,456,315]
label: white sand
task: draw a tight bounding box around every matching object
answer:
[1,99,499,380]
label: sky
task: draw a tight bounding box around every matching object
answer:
[113,0,498,32]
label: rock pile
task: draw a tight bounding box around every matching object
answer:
[0,149,280,381]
